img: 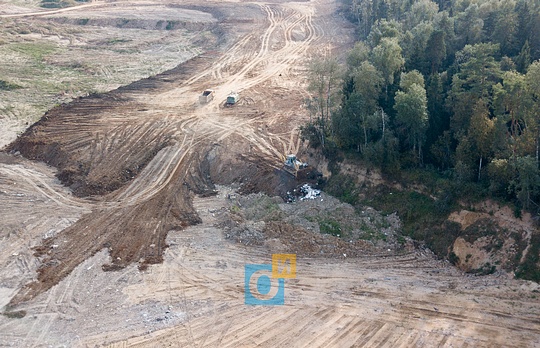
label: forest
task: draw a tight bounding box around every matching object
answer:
[303,0,540,213]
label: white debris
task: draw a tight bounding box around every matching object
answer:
[300,184,320,200]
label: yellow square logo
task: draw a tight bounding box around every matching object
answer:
[272,254,296,279]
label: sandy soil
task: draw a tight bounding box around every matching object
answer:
[1,0,540,347]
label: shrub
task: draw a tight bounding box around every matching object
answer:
[0,80,22,91]
[516,232,540,282]
[318,218,342,237]
[324,173,358,205]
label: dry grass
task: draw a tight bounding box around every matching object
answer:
[0,8,218,148]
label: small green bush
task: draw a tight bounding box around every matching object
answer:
[318,218,342,237]
[469,263,497,275]
[325,173,358,205]
[0,80,22,91]
[516,232,540,282]
[364,187,460,258]
[41,0,74,8]
[2,310,26,319]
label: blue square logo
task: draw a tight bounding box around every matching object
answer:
[244,264,285,305]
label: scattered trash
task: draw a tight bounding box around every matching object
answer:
[300,184,320,201]
[286,184,321,202]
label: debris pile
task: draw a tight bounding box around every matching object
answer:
[299,183,320,200]
[286,183,321,202]
[220,190,405,257]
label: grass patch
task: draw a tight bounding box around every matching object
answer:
[364,186,459,258]
[360,221,387,241]
[515,232,540,282]
[242,195,282,222]
[0,80,22,91]
[364,188,450,232]
[40,0,79,8]
[2,310,27,319]
[396,167,488,205]
[323,167,463,253]
[469,262,497,275]
[423,221,462,258]
[324,173,359,205]
[398,167,448,192]
[317,217,342,237]
[306,216,344,237]
[107,38,132,45]
[461,219,499,243]
[460,221,522,271]
[10,42,57,61]
[230,205,241,214]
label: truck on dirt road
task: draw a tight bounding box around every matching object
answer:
[226,91,239,106]
[199,89,215,104]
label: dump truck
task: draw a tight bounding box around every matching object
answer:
[283,154,308,177]
[226,91,239,106]
[199,89,214,104]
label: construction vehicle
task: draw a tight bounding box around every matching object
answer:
[199,89,215,104]
[226,91,239,106]
[283,154,308,177]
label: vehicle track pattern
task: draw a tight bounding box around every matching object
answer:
[5,0,317,306]
[98,192,540,347]
[3,0,539,347]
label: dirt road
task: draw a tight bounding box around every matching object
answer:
[1,0,539,346]
[0,2,101,18]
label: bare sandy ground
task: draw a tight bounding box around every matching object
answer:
[3,185,539,346]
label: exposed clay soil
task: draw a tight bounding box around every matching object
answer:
[448,201,537,275]
[1,0,540,347]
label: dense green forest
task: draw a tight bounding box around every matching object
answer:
[303,0,540,213]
